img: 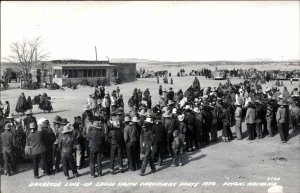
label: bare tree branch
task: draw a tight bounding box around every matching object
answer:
[4,37,49,80]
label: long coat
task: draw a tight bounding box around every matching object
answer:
[26,131,47,155]
[15,94,27,113]
[1,130,15,151]
[88,128,105,153]
[245,107,256,124]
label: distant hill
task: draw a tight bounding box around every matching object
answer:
[110,58,162,64]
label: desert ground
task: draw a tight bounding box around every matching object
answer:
[0,64,300,193]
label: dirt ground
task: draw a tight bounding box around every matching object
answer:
[0,64,300,193]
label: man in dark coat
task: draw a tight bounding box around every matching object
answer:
[59,124,79,179]
[184,105,196,151]
[139,118,156,176]
[40,118,56,175]
[202,105,213,145]
[151,119,164,166]
[167,87,175,101]
[88,121,105,177]
[23,110,37,135]
[193,107,203,148]
[108,120,124,174]
[73,116,84,169]
[255,100,263,139]
[123,116,139,171]
[162,110,175,156]
[1,123,16,176]
[276,100,288,143]
[52,116,62,173]
[26,122,47,178]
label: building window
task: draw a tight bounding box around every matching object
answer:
[102,69,106,77]
[54,69,62,78]
[93,69,97,77]
[77,69,83,78]
[73,69,78,78]
[113,69,118,77]
[83,69,87,77]
[88,69,93,77]
[68,69,73,78]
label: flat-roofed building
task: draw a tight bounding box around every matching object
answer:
[50,60,136,86]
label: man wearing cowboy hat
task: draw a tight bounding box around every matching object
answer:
[138,109,147,127]
[234,101,243,140]
[202,104,213,145]
[151,117,164,166]
[23,110,37,135]
[276,100,288,143]
[108,120,124,175]
[245,102,256,140]
[266,99,275,137]
[131,116,142,167]
[124,116,139,171]
[59,124,79,179]
[291,101,300,133]
[139,120,156,176]
[193,107,203,148]
[52,116,63,173]
[1,123,16,176]
[162,110,175,156]
[184,105,196,151]
[167,87,174,101]
[26,122,47,179]
[73,116,84,170]
[255,100,263,139]
[88,121,105,177]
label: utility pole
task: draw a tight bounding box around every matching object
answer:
[95,46,98,61]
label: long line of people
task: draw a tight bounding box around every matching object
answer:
[1,77,300,180]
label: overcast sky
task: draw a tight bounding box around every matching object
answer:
[1,1,299,62]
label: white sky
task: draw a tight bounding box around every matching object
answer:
[1,1,299,61]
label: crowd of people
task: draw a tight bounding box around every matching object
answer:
[0,77,300,181]
[15,92,53,115]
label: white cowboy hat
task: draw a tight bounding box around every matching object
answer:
[193,107,200,113]
[6,113,14,119]
[178,115,184,122]
[145,117,154,124]
[172,108,177,114]
[62,124,73,134]
[25,110,33,115]
[132,116,139,123]
[37,118,48,125]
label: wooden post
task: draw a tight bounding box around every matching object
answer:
[95,46,98,61]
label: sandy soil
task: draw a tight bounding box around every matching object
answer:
[0,64,299,193]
